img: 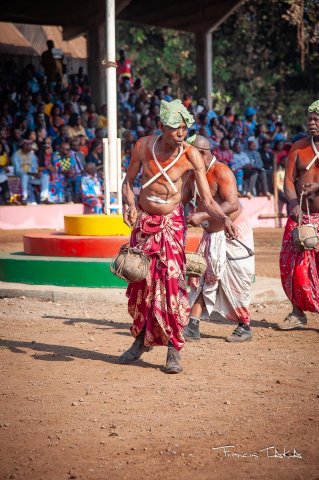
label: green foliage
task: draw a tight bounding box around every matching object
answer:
[116,0,319,127]
[212,0,319,125]
[116,23,196,93]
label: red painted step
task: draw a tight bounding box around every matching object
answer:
[24,232,201,258]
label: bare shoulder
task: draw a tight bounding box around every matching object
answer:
[289,136,311,154]
[182,142,201,165]
[133,135,155,158]
[135,135,155,150]
[212,162,235,181]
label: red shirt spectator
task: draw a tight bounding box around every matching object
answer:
[213,138,234,165]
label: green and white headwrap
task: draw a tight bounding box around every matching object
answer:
[160,99,194,128]
[308,100,319,115]
[186,134,197,145]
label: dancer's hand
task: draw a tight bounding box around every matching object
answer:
[224,217,238,238]
[288,198,300,221]
[123,205,137,227]
[187,212,206,227]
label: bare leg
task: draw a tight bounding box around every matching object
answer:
[191,292,205,318]
[184,291,205,341]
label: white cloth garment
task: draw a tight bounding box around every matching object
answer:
[188,208,255,324]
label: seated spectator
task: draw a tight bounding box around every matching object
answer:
[17,100,35,130]
[43,93,54,117]
[196,113,210,136]
[79,134,89,157]
[244,140,271,199]
[94,128,104,141]
[82,104,97,129]
[85,139,103,171]
[224,105,234,126]
[213,138,233,166]
[260,140,274,192]
[34,110,47,131]
[243,107,257,137]
[52,125,69,151]
[162,85,173,102]
[255,124,269,149]
[194,97,207,116]
[62,102,73,125]
[81,163,104,213]
[218,116,230,137]
[230,142,250,194]
[209,117,224,143]
[49,141,75,203]
[67,113,88,139]
[97,104,107,134]
[85,116,97,140]
[25,129,38,153]
[271,121,287,144]
[266,113,276,134]
[292,125,307,143]
[140,115,152,136]
[233,114,244,140]
[8,128,23,156]
[36,126,48,145]
[47,115,64,138]
[37,137,54,203]
[12,139,41,204]
[1,102,13,127]
[273,140,287,165]
[0,140,11,204]
[0,127,10,155]
[70,137,85,202]
[227,126,238,147]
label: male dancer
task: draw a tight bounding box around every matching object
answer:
[183,135,255,342]
[120,100,236,373]
[279,100,319,329]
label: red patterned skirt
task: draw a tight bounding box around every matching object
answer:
[126,204,190,351]
[280,213,319,313]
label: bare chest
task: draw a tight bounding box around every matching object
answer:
[297,147,319,182]
[142,154,191,186]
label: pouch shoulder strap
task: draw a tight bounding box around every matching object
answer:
[141,136,183,192]
[306,136,319,171]
[298,191,312,226]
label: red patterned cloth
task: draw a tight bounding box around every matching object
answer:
[280,213,319,313]
[126,204,190,351]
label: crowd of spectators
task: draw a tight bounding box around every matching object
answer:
[0,45,308,209]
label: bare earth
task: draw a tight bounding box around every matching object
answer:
[0,228,318,480]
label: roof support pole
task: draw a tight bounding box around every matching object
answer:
[104,0,122,213]
[105,0,117,192]
[105,0,118,193]
[195,31,213,110]
[87,22,106,107]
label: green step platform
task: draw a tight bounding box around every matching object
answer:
[0,253,126,288]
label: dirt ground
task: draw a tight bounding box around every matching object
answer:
[0,228,318,480]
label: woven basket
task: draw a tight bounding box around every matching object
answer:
[186,252,207,277]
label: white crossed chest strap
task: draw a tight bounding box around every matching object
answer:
[306,136,319,171]
[141,136,184,193]
[193,155,217,203]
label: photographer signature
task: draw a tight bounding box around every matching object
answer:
[213,445,302,459]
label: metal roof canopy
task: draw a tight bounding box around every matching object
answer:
[0,0,244,34]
